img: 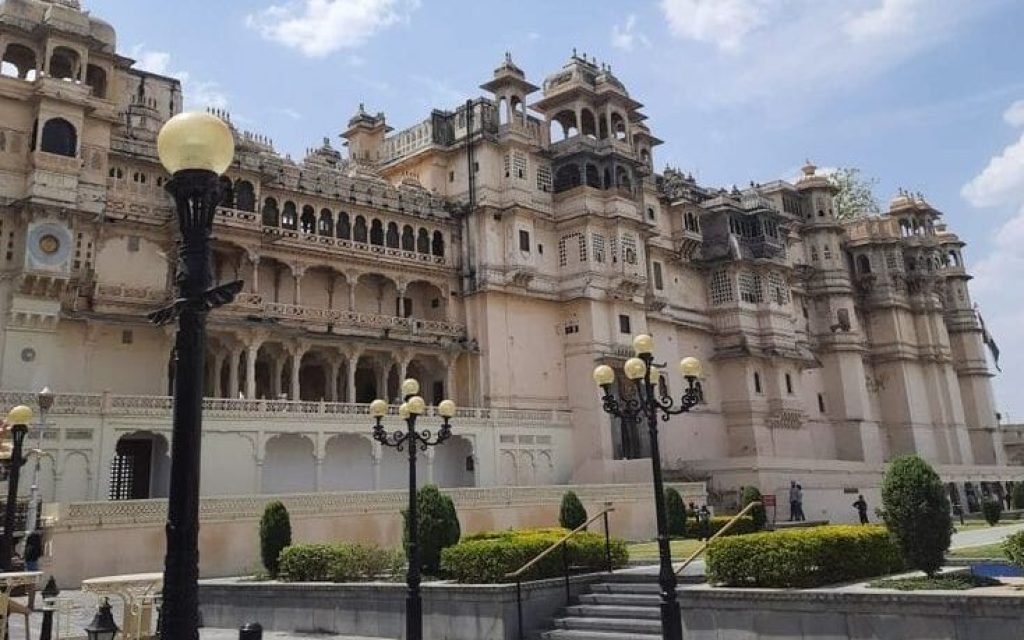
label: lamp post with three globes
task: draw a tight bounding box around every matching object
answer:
[592,334,704,640]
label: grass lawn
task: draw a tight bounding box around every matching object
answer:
[627,538,706,562]
[953,519,1023,532]
[949,543,1008,559]
[868,573,1001,591]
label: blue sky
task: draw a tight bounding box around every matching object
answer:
[84,0,1024,419]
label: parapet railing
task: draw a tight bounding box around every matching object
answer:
[506,506,615,640]
[674,500,762,576]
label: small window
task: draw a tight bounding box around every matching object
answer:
[653,262,664,290]
[127,236,140,252]
[818,393,826,413]
[519,230,531,252]
[449,171,455,182]
[473,161,480,173]
[785,373,793,394]
[431,298,440,309]
[538,244,544,255]
[121,330,134,345]
[754,372,762,394]
[647,207,656,221]
[618,315,631,334]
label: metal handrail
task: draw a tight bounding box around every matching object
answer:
[508,506,616,640]
[674,500,761,576]
[506,506,615,580]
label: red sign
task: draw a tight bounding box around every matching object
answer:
[762,495,777,507]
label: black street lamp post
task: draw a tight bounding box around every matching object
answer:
[0,405,33,571]
[592,334,704,640]
[148,112,242,640]
[369,382,457,640]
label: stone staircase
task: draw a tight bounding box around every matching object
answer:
[539,571,700,640]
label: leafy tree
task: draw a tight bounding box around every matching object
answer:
[402,484,461,575]
[881,455,951,577]
[666,488,687,537]
[259,500,292,577]
[982,497,1003,526]
[559,491,588,530]
[741,486,767,531]
[829,167,881,220]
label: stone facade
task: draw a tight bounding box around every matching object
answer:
[0,1,1020,521]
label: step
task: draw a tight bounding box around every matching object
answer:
[555,616,663,634]
[563,604,661,619]
[591,582,661,594]
[541,629,661,640]
[577,592,661,606]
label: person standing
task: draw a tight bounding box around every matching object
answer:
[794,484,806,521]
[23,530,42,572]
[788,481,799,521]
[698,505,712,541]
[853,495,869,525]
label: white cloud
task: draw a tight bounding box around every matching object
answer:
[961,132,1024,208]
[247,0,420,58]
[130,45,229,109]
[660,0,767,53]
[844,0,925,42]
[611,15,651,52]
[271,107,303,120]
[1004,99,1024,128]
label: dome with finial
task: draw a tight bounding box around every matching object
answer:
[888,188,915,211]
[795,159,832,191]
[347,103,379,128]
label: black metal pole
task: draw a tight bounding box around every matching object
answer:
[642,358,683,640]
[152,170,242,640]
[603,511,613,573]
[1,424,27,571]
[39,576,59,640]
[406,413,422,640]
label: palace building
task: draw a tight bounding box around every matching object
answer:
[0,0,1019,521]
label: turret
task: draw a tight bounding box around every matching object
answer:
[341,103,391,164]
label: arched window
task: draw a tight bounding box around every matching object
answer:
[235,181,256,212]
[580,109,597,138]
[615,166,632,192]
[402,225,415,251]
[598,114,608,140]
[857,254,872,274]
[554,164,580,193]
[585,164,600,188]
[281,201,297,229]
[550,110,577,142]
[432,231,445,257]
[353,216,368,243]
[417,228,430,254]
[611,112,627,141]
[337,212,351,239]
[262,198,279,226]
[300,205,316,234]
[1,43,38,80]
[39,118,77,157]
[49,47,80,81]
[318,209,333,236]
[386,222,399,248]
[86,64,107,98]
[370,219,384,246]
[218,176,235,208]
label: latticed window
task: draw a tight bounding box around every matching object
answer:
[578,233,588,262]
[536,164,552,192]
[886,249,900,271]
[558,232,587,266]
[710,270,734,305]
[739,271,763,304]
[503,153,511,178]
[513,151,527,180]
[810,246,819,262]
[768,272,789,305]
[823,244,833,261]
[622,234,638,265]
[592,234,606,263]
[610,237,619,264]
[558,235,568,267]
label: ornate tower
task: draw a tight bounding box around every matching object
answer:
[796,163,884,462]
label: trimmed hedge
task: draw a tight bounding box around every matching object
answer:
[559,491,588,530]
[666,488,687,537]
[706,525,904,588]
[683,516,756,539]
[982,498,1003,526]
[278,543,404,582]
[1005,531,1024,569]
[882,455,951,577]
[402,485,460,575]
[259,501,291,578]
[441,528,628,584]
[1013,484,1024,510]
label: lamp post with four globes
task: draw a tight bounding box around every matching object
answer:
[0,405,33,571]
[592,334,704,640]
[369,379,457,640]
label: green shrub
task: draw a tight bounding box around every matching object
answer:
[441,528,628,584]
[278,543,404,582]
[1004,531,1024,568]
[706,525,903,588]
[666,488,687,537]
[741,486,767,530]
[881,455,951,577]
[402,485,461,576]
[1012,483,1024,510]
[683,515,756,539]
[982,498,1003,526]
[559,491,588,530]
[259,501,291,577]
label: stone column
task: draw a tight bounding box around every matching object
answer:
[212,352,226,398]
[396,283,407,318]
[425,447,436,485]
[377,359,390,402]
[292,265,305,306]
[271,356,284,399]
[249,254,260,294]
[246,343,259,400]
[348,281,357,311]
[290,348,305,401]
[371,442,382,490]
[228,348,242,398]
[347,352,361,403]
[445,356,457,403]
[327,359,340,402]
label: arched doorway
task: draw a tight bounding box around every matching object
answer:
[109,432,170,500]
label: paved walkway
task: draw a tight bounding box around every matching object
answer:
[950,522,1024,549]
